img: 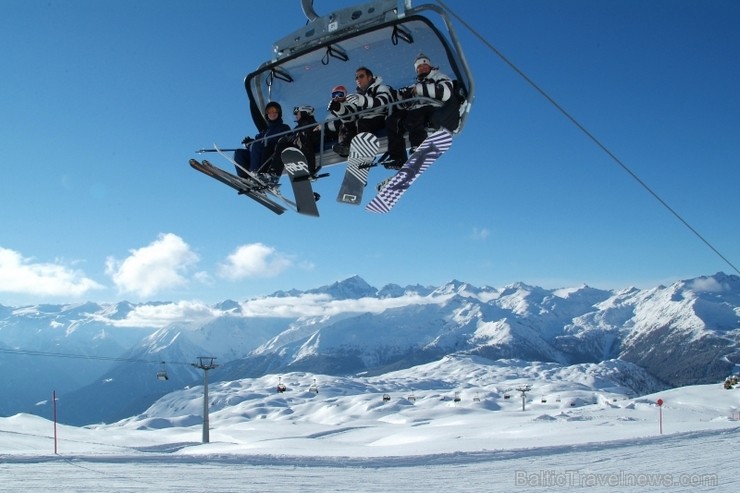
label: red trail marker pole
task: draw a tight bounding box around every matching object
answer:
[52,390,58,454]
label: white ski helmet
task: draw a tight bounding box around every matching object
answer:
[293,105,315,116]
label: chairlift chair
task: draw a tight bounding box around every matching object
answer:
[309,378,319,393]
[277,377,287,393]
[243,0,475,170]
[156,362,169,381]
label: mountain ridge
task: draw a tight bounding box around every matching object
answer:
[1,272,738,424]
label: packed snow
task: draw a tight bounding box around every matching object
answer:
[1,356,738,492]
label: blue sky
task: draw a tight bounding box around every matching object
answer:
[1,0,739,306]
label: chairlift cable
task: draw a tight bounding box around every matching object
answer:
[0,347,192,366]
[434,0,739,276]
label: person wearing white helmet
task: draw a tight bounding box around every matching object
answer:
[259,104,322,182]
[384,53,459,168]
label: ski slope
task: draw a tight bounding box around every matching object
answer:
[1,366,738,492]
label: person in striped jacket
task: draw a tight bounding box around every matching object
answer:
[330,66,394,157]
[384,53,460,169]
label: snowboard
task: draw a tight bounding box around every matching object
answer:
[336,132,380,205]
[281,147,320,217]
[189,159,287,215]
[365,128,453,214]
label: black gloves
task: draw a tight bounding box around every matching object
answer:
[398,86,415,99]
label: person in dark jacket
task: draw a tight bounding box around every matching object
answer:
[234,101,291,178]
[262,105,322,182]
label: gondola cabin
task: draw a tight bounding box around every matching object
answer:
[244,0,474,169]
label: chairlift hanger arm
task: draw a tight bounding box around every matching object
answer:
[301,0,412,22]
[277,0,407,59]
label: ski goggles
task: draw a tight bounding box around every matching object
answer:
[331,90,346,99]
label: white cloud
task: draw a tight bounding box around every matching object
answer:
[688,277,727,293]
[241,292,441,318]
[0,247,103,298]
[105,233,199,298]
[472,227,490,240]
[193,270,214,285]
[104,300,222,328]
[99,292,451,327]
[218,243,291,280]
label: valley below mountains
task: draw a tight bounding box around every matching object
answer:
[1,272,738,425]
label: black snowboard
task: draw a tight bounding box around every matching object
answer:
[281,147,320,217]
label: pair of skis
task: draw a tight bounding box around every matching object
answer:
[336,128,453,213]
[190,146,320,217]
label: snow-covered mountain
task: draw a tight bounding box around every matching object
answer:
[1,272,738,425]
[0,301,147,418]
[220,273,740,387]
[121,354,669,434]
[46,315,298,425]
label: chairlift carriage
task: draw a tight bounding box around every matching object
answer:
[191,0,474,215]
[190,0,474,215]
[156,361,168,381]
[309,378,319,393]
[245,0,474,170]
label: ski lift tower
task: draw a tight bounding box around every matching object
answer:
[516,384,532,412]
[192,356,219,443]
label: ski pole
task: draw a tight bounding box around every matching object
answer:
[195,148,241,154]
